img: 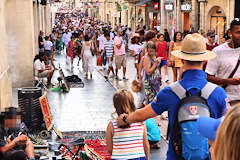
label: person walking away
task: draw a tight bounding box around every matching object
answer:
[76,33,83,66]
[117,33,228,160]
[97,31,107,69]
[143,41,162,105]
[57,32,63,52]
[101,32,115,79]
[81,35,95,79]
[38,31,44,51]
[169,32,183,82]
[206,19,240,107]
[129,33,143,75]
[62,29,72,56]
[157,34,169,83]
[114,29,127,80]
[67,36,77,71]
[126,28,133,50]
[106,89,149,160]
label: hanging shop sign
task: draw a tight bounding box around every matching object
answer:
[154,3,159,10]
[123,4,128,11]
[181,3,192,12]
[164,3,174,11]
[140,4,147,7]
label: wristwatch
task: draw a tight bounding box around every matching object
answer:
[122,115,129,125]
[14,140,18,146]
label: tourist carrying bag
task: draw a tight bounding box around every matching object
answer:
[222,56,240,89]
[168,82,217,160]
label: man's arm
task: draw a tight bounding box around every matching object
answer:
[0,141,17,154]
[117,104,157,127]
[207,74,240,85]
[0,135,27,154]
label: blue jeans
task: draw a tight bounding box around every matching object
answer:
[102,52,107,66]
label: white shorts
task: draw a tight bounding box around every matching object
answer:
[106,57,113,67]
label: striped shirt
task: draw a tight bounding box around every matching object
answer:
[104,40,114,57]
[111,120,145,159]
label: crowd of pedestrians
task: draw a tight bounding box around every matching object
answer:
[33,10,240,160]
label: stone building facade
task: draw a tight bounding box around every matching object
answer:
[95,0,236,39]
[0,0,53,110]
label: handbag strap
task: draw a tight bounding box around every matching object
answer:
[223,55,240,89]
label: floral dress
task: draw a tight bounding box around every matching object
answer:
[143,57,162,105]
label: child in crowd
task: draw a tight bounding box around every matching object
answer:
[101,32,115,79]
[106,89,149,160]
[129,33,143,74]
[157,34,169,83]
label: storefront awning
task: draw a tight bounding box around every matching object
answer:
[135,0,151,6]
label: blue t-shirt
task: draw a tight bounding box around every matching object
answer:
[151,69,228,160]
[145,118,161,142]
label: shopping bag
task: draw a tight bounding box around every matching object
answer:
[97,57,103,66]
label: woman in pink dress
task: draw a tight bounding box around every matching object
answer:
[67,36,77,71]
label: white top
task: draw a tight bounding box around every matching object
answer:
[62,32,72,45]
[44,41,53,51]
[110,32,115,41]
[206,42,240,101]
[129,44,143,56]
[97,35,107,51]
[34,59,45,76]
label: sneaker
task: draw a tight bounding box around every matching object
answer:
[115,76,121,81]
[90,73,93,79]
[104,75,108,80]
[123,76,128,80]
[165,80,170,84]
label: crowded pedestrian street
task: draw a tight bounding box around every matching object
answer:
[1,0,240,160]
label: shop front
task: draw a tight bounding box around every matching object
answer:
[180,0,192,32]
[208,6,226,41]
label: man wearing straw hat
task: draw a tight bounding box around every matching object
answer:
[117,33,229,160]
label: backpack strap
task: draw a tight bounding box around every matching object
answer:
[169,82,186,100]
[201,82,217,100]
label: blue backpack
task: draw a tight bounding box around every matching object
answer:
[169,82,217,160]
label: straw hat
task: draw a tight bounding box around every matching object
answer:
[132,33,140,37]
[171,33,216,61]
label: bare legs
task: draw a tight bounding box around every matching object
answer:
[172,67,183,82]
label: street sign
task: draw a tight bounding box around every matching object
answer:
[154,2,159,10]
[198,0,208,2]
[181,4,192,11]
[164,3,174,11]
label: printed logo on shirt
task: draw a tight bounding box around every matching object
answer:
[189,106,198,115]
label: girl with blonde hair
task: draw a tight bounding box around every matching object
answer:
[213,105,240,160]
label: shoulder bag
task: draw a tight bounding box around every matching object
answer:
[222,55,240,89]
